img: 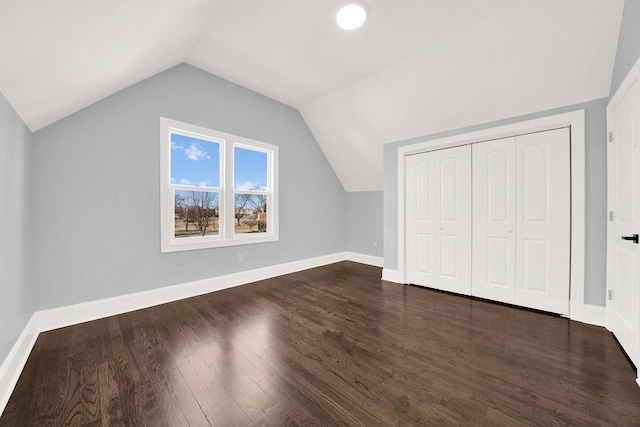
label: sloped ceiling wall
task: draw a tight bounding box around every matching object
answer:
[0,0,624,191]
[300,1,624,190]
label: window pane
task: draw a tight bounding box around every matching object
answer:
[171,133,220,187]
[234,194,267,234]
[234,146,268,190]
[174,190,219,238]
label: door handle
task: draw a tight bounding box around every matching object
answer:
[621,234,639,244]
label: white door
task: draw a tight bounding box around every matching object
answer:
[406,145,472,295]
[472,137,516,304]
[514,128,571,315]
[406,152,436,288]
[607,67,640,368]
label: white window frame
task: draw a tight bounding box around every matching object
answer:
[160,118,279,253]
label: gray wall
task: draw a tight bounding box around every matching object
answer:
[346,191,383,258]
[0,93,32,363]
[610,0,640,96]
[384,98,608,306]
[31,64,346,310]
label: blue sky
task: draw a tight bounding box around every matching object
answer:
[171,133,220,187]
[170,133,268,190]
[234,146,267,190]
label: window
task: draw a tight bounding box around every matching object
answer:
[160,118,278,252]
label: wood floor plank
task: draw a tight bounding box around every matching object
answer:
[98,317,148,426]
[120,310,210,426]
[2,261,640,426]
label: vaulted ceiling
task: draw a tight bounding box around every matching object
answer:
[0,0,624,191]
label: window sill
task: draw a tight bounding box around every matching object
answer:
[161,235,279,253]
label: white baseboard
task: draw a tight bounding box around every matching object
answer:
[382,268,403,283]
[0,315,39,415]
[581,304,606,327]
[35,252,348,334]
[345,252,384,267]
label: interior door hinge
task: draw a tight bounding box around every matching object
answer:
[609,132,614,142]
[608,290,613,301]
[609,211,614,221]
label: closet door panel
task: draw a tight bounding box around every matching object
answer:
[406,145,472,295]
[406,153,436,286]
[434,145,472,295]
[515,128,571,315]
[472,138,516,303]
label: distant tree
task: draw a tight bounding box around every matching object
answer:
[174,193,189,231]
[245,218,258,232]
[254,195,267,232]
[255,195,267,213]
[187,191,217,236]
[234,194,253,225]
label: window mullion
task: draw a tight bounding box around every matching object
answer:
[224,140,235,238]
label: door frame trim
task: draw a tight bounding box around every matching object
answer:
[396,110,585,321]
[606,55,640,367]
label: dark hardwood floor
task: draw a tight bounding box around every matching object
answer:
[2,261,639,426]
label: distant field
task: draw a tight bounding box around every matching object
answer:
[174,219,266,238]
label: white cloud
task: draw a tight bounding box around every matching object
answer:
[236,181,267,191]
[172,141,210,161]
[177,178,211,187]
[185,143,207,161]
[170,177,175,183]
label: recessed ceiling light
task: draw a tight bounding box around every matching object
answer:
[336,4,367,30]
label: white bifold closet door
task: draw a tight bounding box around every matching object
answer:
[471,137,517,304]
[406,145,472,295]
[472,128,571,315]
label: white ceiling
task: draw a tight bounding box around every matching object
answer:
[0,0,624,191]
